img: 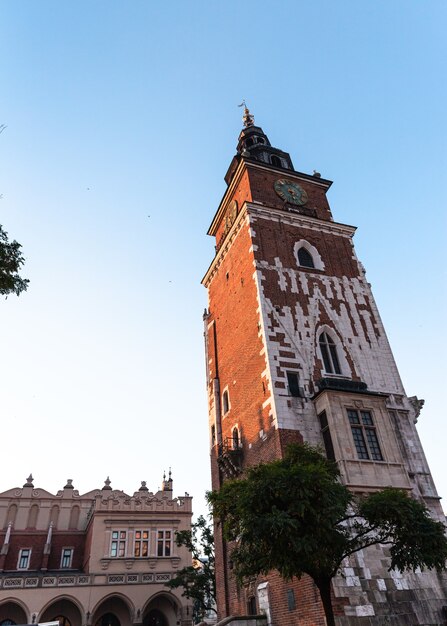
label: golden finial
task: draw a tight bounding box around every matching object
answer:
[238,100,255,127]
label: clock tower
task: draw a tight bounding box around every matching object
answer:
[202,108,447,625]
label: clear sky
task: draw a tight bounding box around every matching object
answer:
[1,1,446,518]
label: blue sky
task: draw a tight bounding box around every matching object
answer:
[1,1,446,517]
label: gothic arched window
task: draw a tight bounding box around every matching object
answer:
[319,332,342,375]
[297,247,315,268]
[232,427,240,449]
[270,155,281,167]
[222,390,229,415]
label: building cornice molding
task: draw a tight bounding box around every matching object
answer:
[247,202,357,237]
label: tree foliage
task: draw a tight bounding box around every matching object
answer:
[208,443,447,626]
[0,225,29,297]
[165,515,216,624]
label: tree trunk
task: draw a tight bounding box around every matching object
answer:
[314,577,336,626]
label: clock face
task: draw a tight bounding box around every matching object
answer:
[274,179,308,206]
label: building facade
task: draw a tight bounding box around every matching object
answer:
[202,108,447,624]
[0,474,193,626]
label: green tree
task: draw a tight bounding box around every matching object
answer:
[166,515,216,624]
[208,443,447,626]
[0,225,29,297]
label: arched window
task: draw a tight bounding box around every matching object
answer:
[257,137,265,144]
[222,390,229,415]
[245,137,254,147]
[294,240,325,272]
[297,247,315,268]
[270,155,281,167]
[319,332,342,375]
[232,428,240,449]
[1,620,16,626]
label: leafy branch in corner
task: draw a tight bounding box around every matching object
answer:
[0,225,29,297]
[165,515,216,624]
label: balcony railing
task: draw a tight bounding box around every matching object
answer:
[217,438,243,478]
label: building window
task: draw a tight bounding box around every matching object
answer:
[110,530,127,557]
[271,155,281,167]
[222,390,230,414]
[17,548,31,570]
[247,597,257,615]
[319,332,342,375]
[287,589,296,611]
[134,530,150,557]
[318,411,335,461]
[0,621,16,626]
[157,530,172,557]
[286,371,301,397]
[232,427,240,449]
[60,548,73,568]
[347,409,383,461]
[294,240,325,272]
[297,247,315,268]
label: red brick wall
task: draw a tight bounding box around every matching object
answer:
[1,532,85,571]
[247,167,333,222]
[207,219,272,452]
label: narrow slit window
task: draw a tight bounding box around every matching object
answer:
[222,390,229,414]
[318,411,335,461]
[232,428,240,449]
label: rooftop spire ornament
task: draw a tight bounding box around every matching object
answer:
[238,100,254,127]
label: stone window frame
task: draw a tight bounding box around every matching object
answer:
[294,239,325,271]
[133,529,150,558]
[110,530,127,558]
[17,548,31,570]
[60,547,74,569]
[156,529,173,557]
[347,408,384,462]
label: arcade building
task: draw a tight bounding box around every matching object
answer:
[0,473,193,626]
[202,108,447,625]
